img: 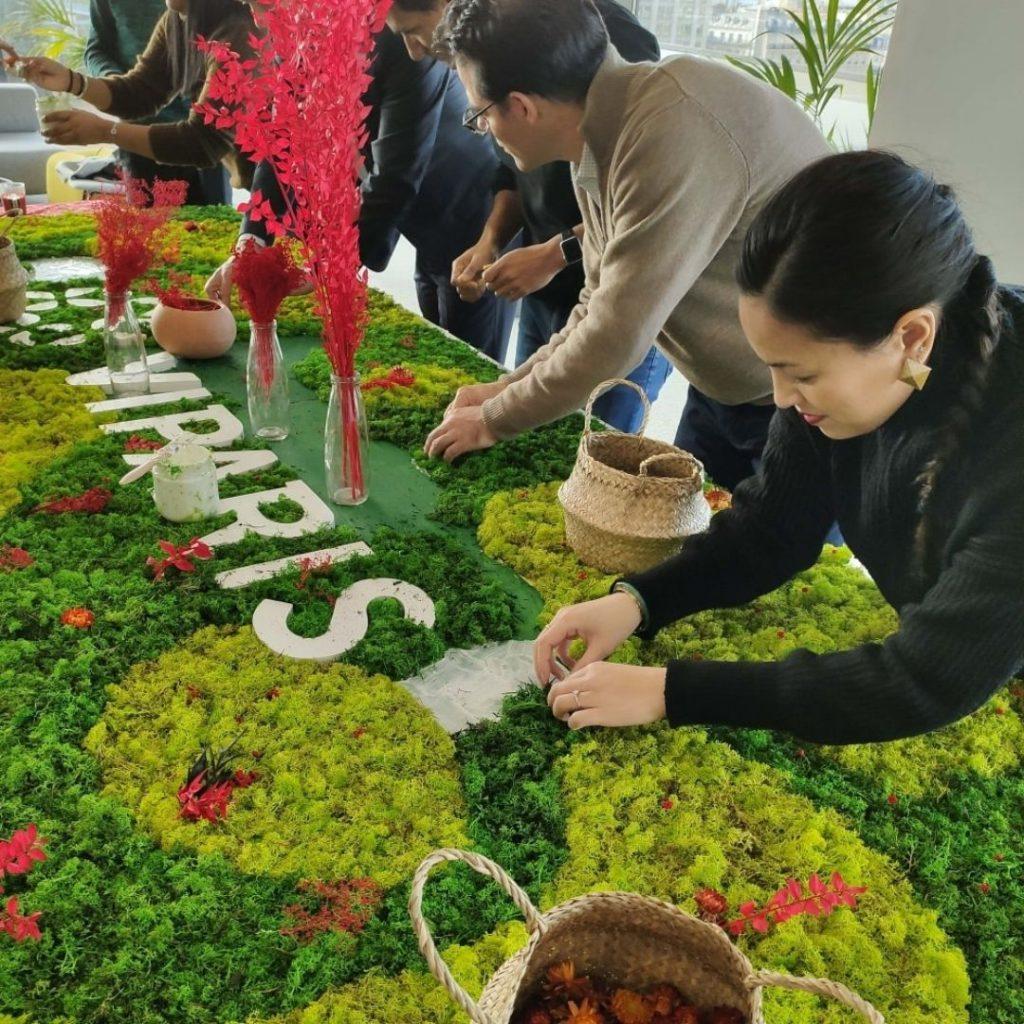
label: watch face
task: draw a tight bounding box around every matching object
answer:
[561,234,583,264]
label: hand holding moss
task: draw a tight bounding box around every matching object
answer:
[533,592,642,685]
[547,662,668,730]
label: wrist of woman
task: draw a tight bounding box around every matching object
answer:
[609,582,648,634]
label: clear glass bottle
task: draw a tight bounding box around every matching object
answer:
[104,290,149,395]
[324,373,370,506]
[246,319,290,441]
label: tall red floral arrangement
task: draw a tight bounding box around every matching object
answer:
[197,0,388,500]
[94,176,187,320]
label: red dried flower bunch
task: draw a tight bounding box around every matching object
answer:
[94,175,187,297]
[0,824,47,944]
[279,877,382,942]
[147,537,214,582]
[177,738,258,824]
[0,544,33,571]
[197,0,385,501]
[60,607,95,629]
[33,486,112,515]
[145,271,218,312]
[124,434,166,453]
[727,873,867,936]
[514,962,746,1024]
[362,366,416,391]
[233,238,307,325]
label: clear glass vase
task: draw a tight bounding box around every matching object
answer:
[324,373,370,506]
[104,290,149,395]
[246,320,290,441]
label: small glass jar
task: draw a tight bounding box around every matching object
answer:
[0,180,27,216]
[35,93,72,134]
[152,444,220,522]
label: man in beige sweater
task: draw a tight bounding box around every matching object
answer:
[424,0,830,489]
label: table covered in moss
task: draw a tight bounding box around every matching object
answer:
[0,208,1021,1024]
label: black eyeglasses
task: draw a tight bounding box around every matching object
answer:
[462,99,498,135]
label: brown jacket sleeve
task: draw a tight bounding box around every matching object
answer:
[103,12,256,175]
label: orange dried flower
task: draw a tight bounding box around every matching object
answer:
[646,985,682,1017]
[523,1007,553,1024]
[568,999,605,1024]
[670,1007,700,1024]
[609,988,653,1024]
[60,607,95,629]
[546,961,592,1000]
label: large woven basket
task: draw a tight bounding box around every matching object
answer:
[558,379,711,575]
[0,237,29,324]
[411,850,884,1024]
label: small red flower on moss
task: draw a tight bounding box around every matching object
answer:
[185,684,202,704]
[60,607,95,629]
[660,798,674,811]
[995,706,1006,716]
[34,486,112,515]
[265,687,281,700]
[362,366,416,391]
[124,434,165,452]
[978,882,991,894]
[887,793,899,806]
[994,852,1005,862]
[694,887,728,923]
[147,537,214,581]
[776,630,786,639]
[1,897,42,942]
[0,824,48,877]
[0,544,33,571]
[352,727,367,739]
[280,878,382,942]
[795,748,806,759]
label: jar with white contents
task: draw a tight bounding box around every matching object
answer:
[151,444,220,522]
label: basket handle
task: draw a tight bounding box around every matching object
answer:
[409,849,545,1024]
[638,451,701,479]
[747,970,885,1023]
[583,378,651,438]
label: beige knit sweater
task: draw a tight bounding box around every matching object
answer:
[482,48,830,440]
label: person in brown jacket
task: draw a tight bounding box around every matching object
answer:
[14,0,257,195]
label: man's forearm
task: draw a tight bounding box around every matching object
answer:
[479,189,524,251]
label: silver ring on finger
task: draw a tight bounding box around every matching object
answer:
[572,689,582,710]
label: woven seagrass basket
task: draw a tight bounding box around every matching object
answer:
[558,379,711,575]
[0,237,29,324]
[411,850,884,1024]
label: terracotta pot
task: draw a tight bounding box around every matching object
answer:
[150,297,237,359]
[0,237,29,324]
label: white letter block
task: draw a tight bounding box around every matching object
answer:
[252,578,436,661]
[122,448,279,482]
[200,479,334,547]
[214,542,371,590]
[100,404,244,447]
[86,387,211,414]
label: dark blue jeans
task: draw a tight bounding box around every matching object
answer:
[516,293,672,433]
[414,262,515,364]
[676,386,843,545]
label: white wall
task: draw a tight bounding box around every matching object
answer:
[870,0,1024,284]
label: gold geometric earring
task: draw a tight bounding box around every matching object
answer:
[899,356,932,391]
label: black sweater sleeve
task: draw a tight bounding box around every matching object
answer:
[625,410,1024,745]
[625,410,835,634]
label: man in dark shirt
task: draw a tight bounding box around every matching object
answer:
[85,0,230,204]
[386,0,671,430]
[207,28,514,361]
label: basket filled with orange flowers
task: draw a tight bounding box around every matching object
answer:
[410,850,884,1024]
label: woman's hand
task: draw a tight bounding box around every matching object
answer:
[40,110,111,146]
[14,55,71,92]
[547,662,667,730]
[533,592,643,685]
[445,379,506,416]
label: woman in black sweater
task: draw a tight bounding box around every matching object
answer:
[537,150,1024,745]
